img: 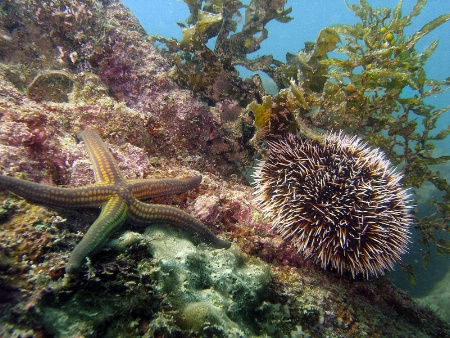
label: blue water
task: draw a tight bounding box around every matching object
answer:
[124,0,450,127]
[123,0,450,78]
[122,0,450,298]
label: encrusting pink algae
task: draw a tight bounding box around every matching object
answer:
[0,0,449,337]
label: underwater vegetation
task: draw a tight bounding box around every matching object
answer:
[0,0,450,336]
[158,0,450,268]
[153,0,292,105]
[253,0,450,265]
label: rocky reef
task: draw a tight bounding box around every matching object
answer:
[0,0,449,337]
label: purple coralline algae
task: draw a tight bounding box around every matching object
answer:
[0,0,449,337]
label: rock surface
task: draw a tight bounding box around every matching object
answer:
[0,1,448,337]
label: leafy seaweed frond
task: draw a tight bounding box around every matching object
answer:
[152,0,292,104]
[247,0,450,257]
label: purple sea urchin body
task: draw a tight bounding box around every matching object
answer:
[253,132,413,278]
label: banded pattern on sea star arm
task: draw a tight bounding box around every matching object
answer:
[0,130,230,274]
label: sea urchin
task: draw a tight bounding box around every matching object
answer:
[253,132,413,278]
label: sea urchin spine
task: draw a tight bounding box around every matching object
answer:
[253,132,413,278]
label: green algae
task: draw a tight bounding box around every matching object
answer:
[247,96,273,130]
[139,226,272,336]
[153,0,292,104]
[39,225,280,337]
[168,0,449,270]
[1,1,449,336]
[180,301,241,333]
[247,0,450,258]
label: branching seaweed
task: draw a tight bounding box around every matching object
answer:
[152,0,292,104]
[247,0,450,258]
[151,0,449,259]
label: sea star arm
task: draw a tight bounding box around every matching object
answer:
[77,130,125,184]
[1,130,230,276]
[66,196,128,273]
[0,175,113,208]
[128,200,230,249]
[128,176,202,199]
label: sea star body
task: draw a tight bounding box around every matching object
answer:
[0,130,230,274]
